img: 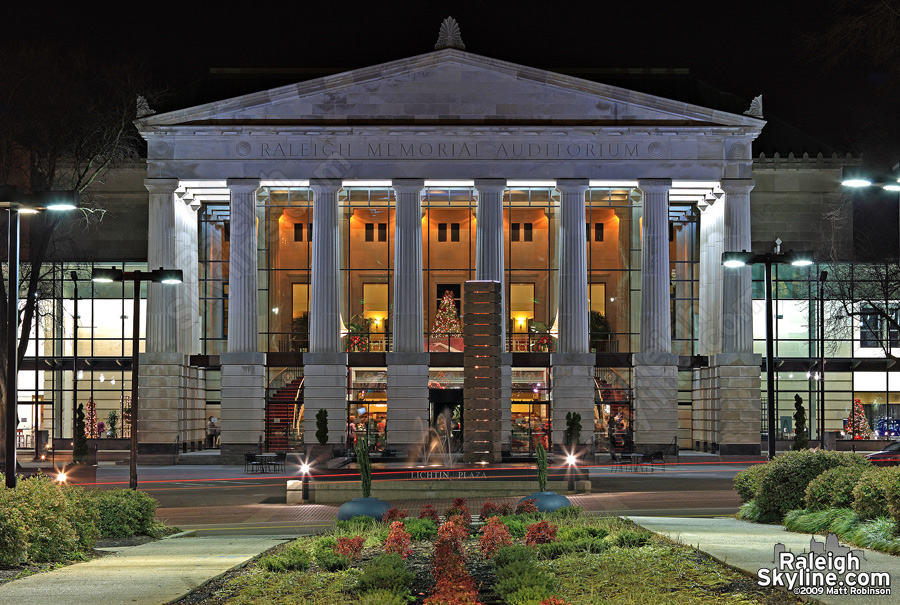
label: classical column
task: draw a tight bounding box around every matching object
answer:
[556,179,590,354]
[633,178,678,452]
[638,179,672,353]
[308,179,343,353]
[303,179,348,451]
[721,179,755,353]
[174,199,199,355]
[218,178,265,460]
[226,178,261,353]
[550,179,594,450]
[391,179,425,353]
[145,178,179,353]
[714,178,761,456]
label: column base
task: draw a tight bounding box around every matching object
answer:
[550,353,595,449]
[220,352,266,452]
[710,353,762,454]
[386,353,430,459]
[303,353,349,449]
[632,352,678,450]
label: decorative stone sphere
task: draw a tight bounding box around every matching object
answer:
[520,491,572,513]
[336,497,391,521]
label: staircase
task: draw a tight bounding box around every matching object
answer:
[266,377,303,451]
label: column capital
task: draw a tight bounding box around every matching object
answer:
[555,178,589,194]
[392,179,425,194]
[226,178,260,192]
[719,178,755,195]
[309,178,343,193]
[637,178,672,193]
[474,178,507,193]
[144,178,179,194]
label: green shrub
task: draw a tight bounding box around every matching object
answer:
[611,530,650,548]
[755,450,870,519]
[853,467,900,520]
[336,515,379,534]
[736,500,783,524]
[558,526,607,542]
[358,590,407,605]
[493,544,535,568]
[805,465,867,511]
[258,542,310,572]
[783,508,856,534]
[355,553,413,595]
[94,489,158,537]
[494,559,555,600]
[535,541,576,559]
[0,476,100,564]
[845,517,900,555]
[506,585,555,605]
[879,467,900,526]
[499,516,528,539]
[312,537,350,571]
[401,517,437,541]
[733,463,768,503]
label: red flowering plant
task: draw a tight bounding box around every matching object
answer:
[424,520,481,605]
[515,498,538,515]
[382,507,408,523]
[333,535,365,561]
[384,521,412,559]
[525,520,558,547]
[445,497,471,525]
[418,503,440,522]
[478,516,513,559]
[479,500,512,520]
[540,598,571,605]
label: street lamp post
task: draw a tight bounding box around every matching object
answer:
[91,267,182,490]
[723,246,814,460]
[2,187,79,488]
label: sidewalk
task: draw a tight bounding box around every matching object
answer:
[0,535,285,605]
[631,516,899,605]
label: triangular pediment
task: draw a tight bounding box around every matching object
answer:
[138,50,763,130]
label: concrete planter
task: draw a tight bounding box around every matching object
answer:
[520,491,572,513]
[336,497,391,521]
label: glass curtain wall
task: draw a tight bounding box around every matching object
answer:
[258,187,314,353]
[341,187,394,352]
[15,263,146,440]
[199,204,229,354]
[425,187,474,351]
[505,187,557,352]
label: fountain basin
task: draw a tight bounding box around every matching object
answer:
[519,491,572,512]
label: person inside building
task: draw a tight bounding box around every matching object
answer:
[206,417,218,449]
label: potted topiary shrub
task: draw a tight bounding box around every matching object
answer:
[565,411,582,450]
[336,436,391,520]
[308,408,333,462]
[518,443,571,512]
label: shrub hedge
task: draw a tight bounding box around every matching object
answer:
[805,465,867,511]
[852,467,898,520]
[754,450,870,518]
[0,476,165,566]
[95,489,157,537]
[733,463,768,503]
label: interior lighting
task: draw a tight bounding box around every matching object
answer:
[99,373,105,383]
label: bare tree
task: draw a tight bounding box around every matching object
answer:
[0,42,152,462]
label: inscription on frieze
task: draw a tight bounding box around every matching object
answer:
[252,139,649,160]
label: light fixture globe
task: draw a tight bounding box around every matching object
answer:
[151,268,183,284]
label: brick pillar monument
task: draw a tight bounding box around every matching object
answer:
[463,281,502,463]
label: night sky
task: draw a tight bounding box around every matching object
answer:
[5,2,892,157]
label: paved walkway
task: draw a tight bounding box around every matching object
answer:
[0,535,285,605]
[632,517,899,605]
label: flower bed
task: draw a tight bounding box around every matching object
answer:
[175,498,806,605]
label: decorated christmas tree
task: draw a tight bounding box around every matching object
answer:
[846,398,873,439]
[432,290,462,335]
[84,398,98,438]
